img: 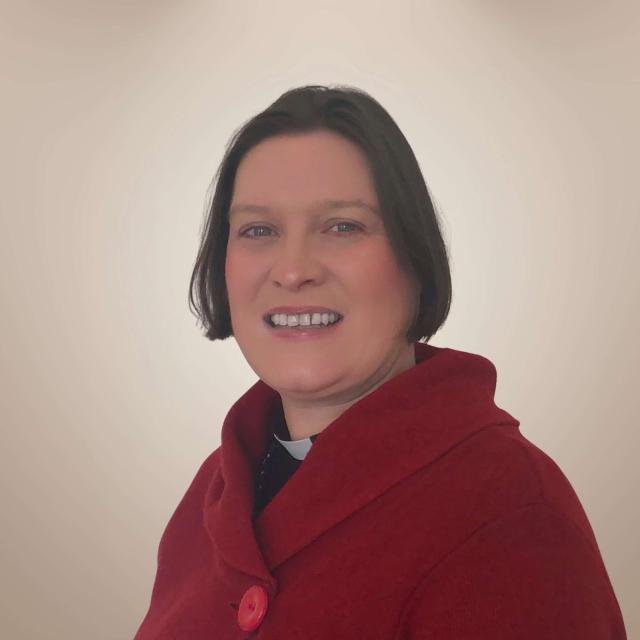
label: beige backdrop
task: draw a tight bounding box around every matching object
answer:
[1,1,638,637]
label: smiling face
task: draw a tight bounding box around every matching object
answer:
[225,130,421,408]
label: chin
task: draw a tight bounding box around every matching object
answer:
[264,367,340,394]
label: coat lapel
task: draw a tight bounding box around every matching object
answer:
[204,342,519,585]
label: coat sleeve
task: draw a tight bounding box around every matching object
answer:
[400,502,627,639]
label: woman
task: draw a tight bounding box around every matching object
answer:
[134,85,626,639]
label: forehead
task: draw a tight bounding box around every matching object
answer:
[230,131,379,214]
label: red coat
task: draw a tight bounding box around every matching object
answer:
[134,342,626,639]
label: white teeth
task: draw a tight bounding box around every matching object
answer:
[269,312,342,327]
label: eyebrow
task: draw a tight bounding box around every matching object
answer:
[228,198,379,218]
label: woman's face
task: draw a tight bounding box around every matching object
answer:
[225,130,421,406]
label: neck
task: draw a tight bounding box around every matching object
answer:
[280,343,416,440]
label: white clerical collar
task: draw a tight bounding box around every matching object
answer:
[272,431,314,461]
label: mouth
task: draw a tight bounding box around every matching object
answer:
[264,312,344,329]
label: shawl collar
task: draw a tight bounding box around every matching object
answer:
[204,342,519,590]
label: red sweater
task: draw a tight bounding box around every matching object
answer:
[134,342,627,639]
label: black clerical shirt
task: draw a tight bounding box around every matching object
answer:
[252,407,319,519]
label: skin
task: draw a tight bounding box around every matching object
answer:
[225,130,421,440]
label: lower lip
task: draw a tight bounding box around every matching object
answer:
[265,318,344,339]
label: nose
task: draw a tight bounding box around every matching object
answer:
[270,236,325,290]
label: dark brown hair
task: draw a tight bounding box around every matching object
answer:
[188,84,452,344]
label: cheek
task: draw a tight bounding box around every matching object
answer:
[348,242,415,310]
[224,249,257,305]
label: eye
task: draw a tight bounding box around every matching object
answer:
[328,221,363,234]
[239,225,273,238]
[238,221,363,238]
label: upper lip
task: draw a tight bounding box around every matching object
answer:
[264,306,342,318]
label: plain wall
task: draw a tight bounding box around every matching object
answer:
[1,0,638,637]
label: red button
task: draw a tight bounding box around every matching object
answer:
[237,585,269,632]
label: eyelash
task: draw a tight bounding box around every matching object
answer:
[238,221,363,238]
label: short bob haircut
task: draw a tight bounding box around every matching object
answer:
[189,83,452,344]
